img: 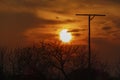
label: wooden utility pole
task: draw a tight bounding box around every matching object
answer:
[76,14,105,80]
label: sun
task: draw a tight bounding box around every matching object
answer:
[59,29,72,43]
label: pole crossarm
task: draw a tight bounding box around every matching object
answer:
[76,14,106,21]
[76,14,106,16]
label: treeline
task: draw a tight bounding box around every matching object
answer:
[0,42,120,80]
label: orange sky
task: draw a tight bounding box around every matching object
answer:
[0,0,120,56]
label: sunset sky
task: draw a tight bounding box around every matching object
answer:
[0,0,120,58]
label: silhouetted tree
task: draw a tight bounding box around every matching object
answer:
[9,46,47,80]
[115,58,120,79]
[0,48,6,79]
[0,41,111,80]
[42,42,79,80]
[68,48,110,80]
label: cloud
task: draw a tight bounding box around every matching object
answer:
[68,29,80,32]
[91,37,120,55]
[111,18,120,28]
[102,26,112,31]
[0,0,120,47]
[91,37,120,63]
[111,30,120,40]
[73,33,81,36]
[39,19,77,25]
[68,28,87,32]
[108,30,120,34]
[0,12,41,32]
[0,11,78,32]
[0,11,78,46]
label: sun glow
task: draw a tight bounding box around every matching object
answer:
[59,29,72,43]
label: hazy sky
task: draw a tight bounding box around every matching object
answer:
[0,0,120,58]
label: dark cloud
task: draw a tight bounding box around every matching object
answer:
[109,0,120,3]
[73,33,81,36]
[79,29,87,31]
[68,28,87,33]
[1,0,120,12]
[91,37,120,55]
[107,30,120,34]
[0,11,77,32]
[102,26,112,31]
[0,0,74,10]
[91,37,108,45]
[112,18,120,28]
[40,18,78,26]
[40,19,77,24]
[91,37,120,63]
[68,29,85,37]
[34,33,57,39]
[0,11,78,46]
[68,29,80,32]
[111,31,120,40]
[74,0,120,4]
[0,12,41,32]
[0,12,38,46]
[0,0,45,8]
